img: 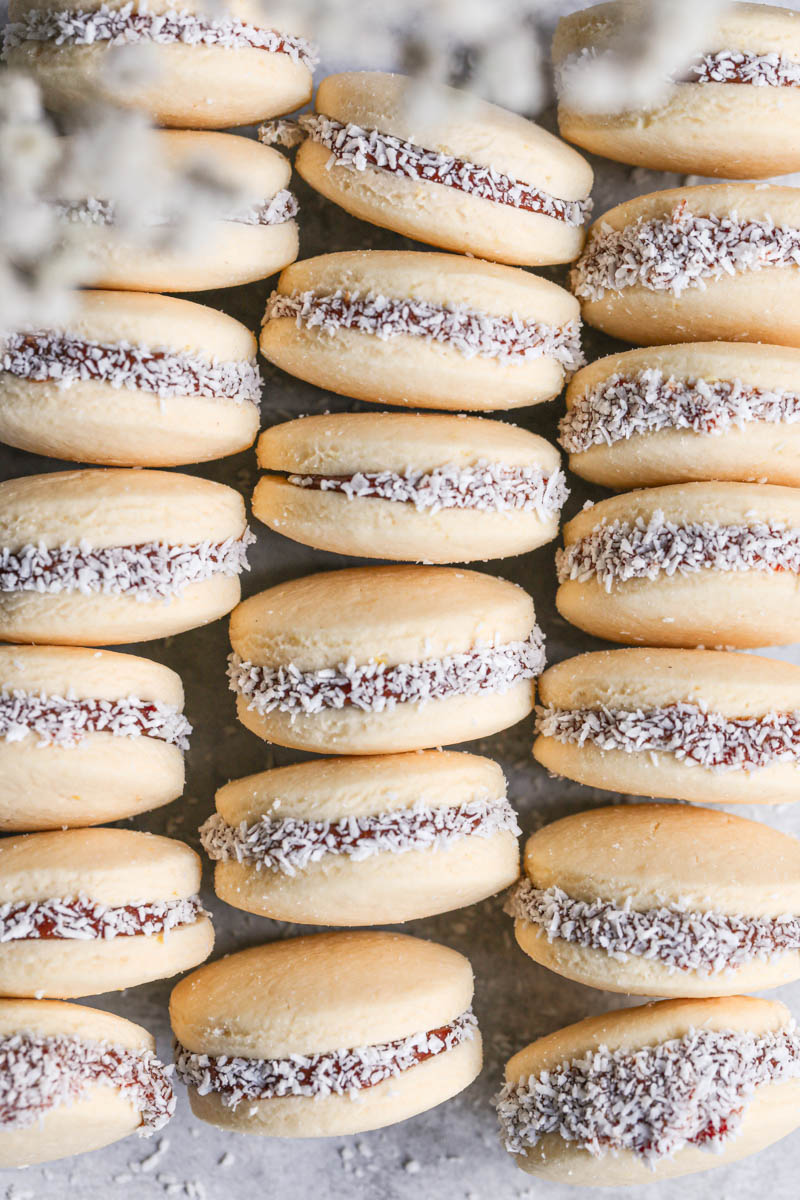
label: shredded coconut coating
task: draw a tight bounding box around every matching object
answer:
[559,369,800,454]
[571,201,800,301]
[0,689,191,749]
[1,332,262,405]
[287,464,569,517]
[227,630,545,719]
[689,51,800,88]
[0,894,206,942]
[174,1009,477,1106]
[54,189,297,228]
[507,880,800,976]
[265,289,584,371]
[0,528,255,601]
[1,3,319,68]
[270,114,591,227]
[556,511,800,592]
[200,795,520,877]
[495,1025,800,1163]
[0,1032,175,1134]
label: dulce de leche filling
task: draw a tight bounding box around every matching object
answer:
[0,690,191,748]
[0,895,206,942]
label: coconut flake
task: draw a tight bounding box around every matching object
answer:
[495,1025,800,1163]
[689,51,800,88]
[0,1032,175,1135]
[507,880,800,975]
[0,894,206,942]
[265,289,584,371]
[227,630,545,719]
[0,688,191,749]
[556,511,800,592]
[174,1009,477,1106]
[54,189,297,228]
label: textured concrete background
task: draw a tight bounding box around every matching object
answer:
[3,5,800,1198]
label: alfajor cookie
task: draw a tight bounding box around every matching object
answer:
[56,131,298,293]
[572,185,800,348]
[0,469,253,646]
[556,481,800,647]
[497,996,800,1185]
[3,0,315,129]
[561,342,800,490]
[261,71,593,266]
[0,998,174,1166]
[201,752,520,926]
[228,565,543,755]
[0,644,190,831]
[0,828,213,998]
[170,931,481,1136]
[507,805,800,997]
[0,291,261,467]
[555,2,800,178]
[254,412,567,563]
[260,251,583,412]
[534,648,800,805]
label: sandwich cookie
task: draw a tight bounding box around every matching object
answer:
[0,469,253,646]
[260,251,583,412]
[261,71,593,266]
[556,481,800,648]
[56,131,298,293]
[254,412,568,564]
[228,565,543,755]
[534,648,800,806]
[572,185,800,348]
[200,752,520,926]
[497,996,800,1185]
[0,645,190,831]
[170,931,481,1136]
[0,828,213,998]
[507,805,800,997]
[0,291,261,466]
[3,0,316,129]
[0,999,174,1166]
[555,2,800,178]
[561,342,800,490]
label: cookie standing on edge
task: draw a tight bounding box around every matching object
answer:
[0,828,213,998]
[170,932,481,1136]
[0,291,261,467]
[556,481,800,648]
[3,0,316,128]
[0,999,174,1166]
[507,805,800,996]
[260,251,584,411]
[534,647,800,805]
[497,997,800,1185]
[0,469,253,646]
[572,185,800,347]
[201,752,520,925]
[272,71,593,266]
[554,2,800,178]
[254,412,567,564]
[561,342,800,490]
[227,565,544,754]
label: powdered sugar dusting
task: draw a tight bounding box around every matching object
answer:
[0,1032,175,1135]
[572,202,800,301]
[536,702,800,772]
[2,332,262,405]
[0,894,206,942]
[265,289,584,371]
[227,631,544,718]
[556,512,800,592]
[287,464,569,517]
[689,51,800,88]
[0,529,255,601]
[174,1009,477,1106]
[496,1025,800,1162]
[559,369,800,454]
[2,3,319,69]
[507,880,800,975]
[200,795,520,877]
[0,688,191,748]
